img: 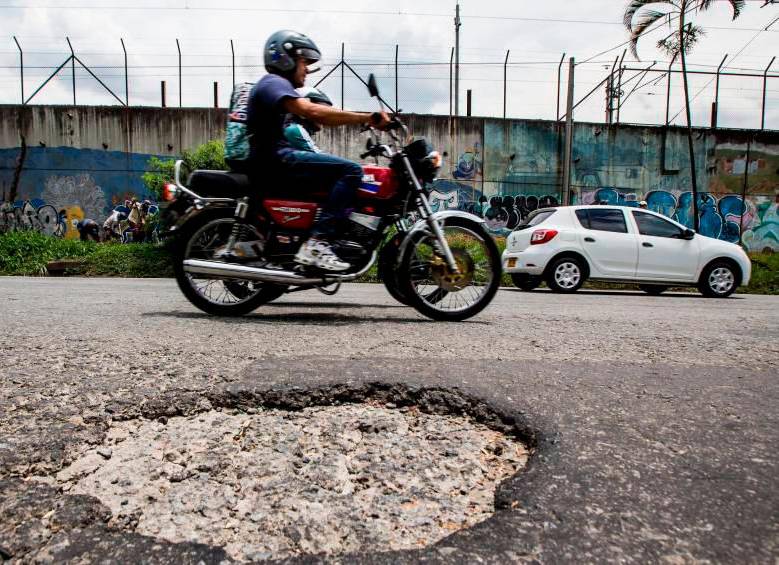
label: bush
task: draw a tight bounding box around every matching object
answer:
[142,140,227,199]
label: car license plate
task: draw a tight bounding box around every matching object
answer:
[507,258,517,268]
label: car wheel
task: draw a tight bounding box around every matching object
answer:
[545,256,586,293]
[511,274,542,292]
[698,261,738,298]
[639,284,668,295]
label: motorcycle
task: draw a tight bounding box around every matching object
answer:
[164,74,501,321]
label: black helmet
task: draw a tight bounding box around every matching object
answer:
[295,86,332,106]
[264,30,321,74]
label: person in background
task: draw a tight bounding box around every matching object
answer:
[639,200,648,209]
[77,218,101,242]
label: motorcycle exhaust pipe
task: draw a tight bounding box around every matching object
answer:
[182,259,358,286]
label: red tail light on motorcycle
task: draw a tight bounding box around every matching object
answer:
[162,183,179,202]
[530,229,558,245]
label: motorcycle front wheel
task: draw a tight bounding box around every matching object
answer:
[174,214,286,316]
[398,216,501,321]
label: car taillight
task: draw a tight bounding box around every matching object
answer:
[162,183,179,202]
[530,229,558,245]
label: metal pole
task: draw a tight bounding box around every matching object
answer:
[712,54,727,128]
[214,82,218,108]
[562,57,575,206]
[466,89,472,116]
[449,47,454,119]
[665,58,674,126]
[762,56,776,130]
[13,36,23,105]
[176,39,182,108]
[556,52,566,120]
[739,137,751,246]
[161,81,166,108]
[607,55,619,123]
[395,44,399,112]
[230,40,235,86]
[615,49,627,124]
[454,2,461,117]
[503,49,510,119]
[66,37,75,105]
[341,43,345,109]
[121,38,128,106]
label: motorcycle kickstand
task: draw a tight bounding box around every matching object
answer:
[316,282,341,296]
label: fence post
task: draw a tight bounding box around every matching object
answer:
[214,82,218,108]
[176,39,182,108]
[395,44,399,112]
[230,40,235,87]
[161,81,166,108]
[665,58,674,126]
[556,52,566,120]
[120,38,128,106]
[13,36,23,105]
[503,49,510,119]
[739,137,752,246]
[711,54,727,129]
[562,57,575,206]
[466,89,472,116]
[66,37,76,105]
[762,56,776,130]
[341,43,345,109]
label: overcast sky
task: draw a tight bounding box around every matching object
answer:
[1,0,778,129]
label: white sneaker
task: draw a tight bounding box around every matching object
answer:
[294,238,350,272]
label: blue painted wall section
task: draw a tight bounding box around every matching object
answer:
[0,146,163,238]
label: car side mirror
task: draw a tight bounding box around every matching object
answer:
[681,228,695,240]
[367,73,379,98]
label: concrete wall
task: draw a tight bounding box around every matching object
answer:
[1,104,777,250]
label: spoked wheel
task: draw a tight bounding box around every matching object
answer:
[174,215,286,316]
[398,216,501,321]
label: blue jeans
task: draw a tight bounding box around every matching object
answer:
[278,150,363,239]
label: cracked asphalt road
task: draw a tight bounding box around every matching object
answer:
[1,277,777,563]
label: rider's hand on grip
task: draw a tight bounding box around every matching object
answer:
[370,111,392,131]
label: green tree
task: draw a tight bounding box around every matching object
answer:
[623,0,746,231]
[142,140,227,199]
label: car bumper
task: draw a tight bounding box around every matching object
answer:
[501,248,547,275]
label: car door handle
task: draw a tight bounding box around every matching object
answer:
[642,242,654,248]
[584,237,596,243]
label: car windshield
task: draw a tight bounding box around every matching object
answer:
[515,209,556,230]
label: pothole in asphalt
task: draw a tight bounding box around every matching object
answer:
[52,403,528,562]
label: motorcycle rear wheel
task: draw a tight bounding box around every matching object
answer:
[174,213,286,316]
[398,216,501,321]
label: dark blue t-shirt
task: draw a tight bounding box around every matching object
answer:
[247,74,301,170]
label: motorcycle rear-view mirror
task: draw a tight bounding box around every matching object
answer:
[367,73,380,98]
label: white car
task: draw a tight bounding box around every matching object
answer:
[502,205,751,298]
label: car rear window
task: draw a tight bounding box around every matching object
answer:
[516,209,556,230]
[575,208,628,233]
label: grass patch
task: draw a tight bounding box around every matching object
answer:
[0,231,172,277]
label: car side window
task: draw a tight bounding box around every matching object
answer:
[632,211,684,238]
[577,209,628,233]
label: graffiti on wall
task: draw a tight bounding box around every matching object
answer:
[0,199,67,237]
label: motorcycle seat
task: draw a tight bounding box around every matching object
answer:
[188,170,251,198]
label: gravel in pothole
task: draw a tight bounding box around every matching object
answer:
[53,404,528,562]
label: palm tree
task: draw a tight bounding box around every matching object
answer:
[623,0,745,231]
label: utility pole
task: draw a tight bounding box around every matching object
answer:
[562,57,575,206]
[454,3,461,117]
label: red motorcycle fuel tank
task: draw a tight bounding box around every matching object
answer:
[263,200,318,230]
[359,165,398,200]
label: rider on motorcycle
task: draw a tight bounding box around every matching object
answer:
[248,30,390,271]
